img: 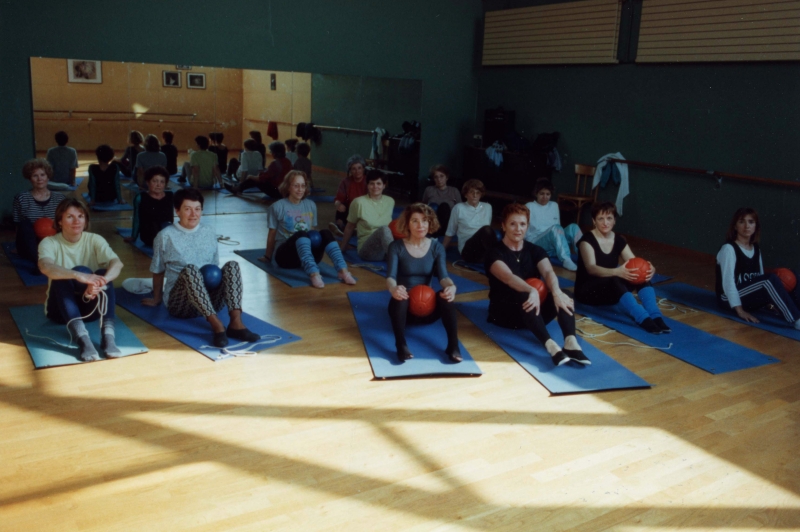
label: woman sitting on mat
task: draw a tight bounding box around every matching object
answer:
[524,179,581,272]
[119,130,144,178]
[87,144,124,206]
[38,198,123,361]
[12,159,66,265]
[487,203,587,367]
[575,202,668,334]
[145,187,260,347]
[340,170,395,261]
[421,165,462,236]
[227,141,291,199]
[124,166,174,248]
[387,204,462,363]
[442,179,495,263]
[135,134,168,189]
[329,155,368,235]
[261,170,356,288]
[716,207,800,329]
[236,138,264,180]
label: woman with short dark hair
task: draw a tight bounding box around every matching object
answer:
[87,145,124,205]
[124,166,174,247]
[135,134,168,187]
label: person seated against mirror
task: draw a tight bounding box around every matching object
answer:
[340,170,395,261]
[87,144,124,205]
[386,204,462,363]
[182,135,222,189]
[329,154,368,235]
[46,130,79,186]
[124,166,174,248]
[160,130,178,176]
[38,198,124,361]
[285,138,298,166]
[421,165,461,236]
[135,135,167,189]
[235,138,264,180]
[442,179,496,263]
[293,142,314,189]
[227,141,291,199]
[119,130,144,178]
[249,130,267,163]
[487,202,588,367]
[145,187,260,347]
[12,159,66,266]
[524,179,581,272]
[261,170,356,288]
[208,132,228,176]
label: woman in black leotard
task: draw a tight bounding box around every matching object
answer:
[575,202,667,334]
[124,166,174,247]
[486,203,588,367]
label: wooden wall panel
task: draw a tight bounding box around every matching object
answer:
[637,0,800,62]
[483,0,621,66]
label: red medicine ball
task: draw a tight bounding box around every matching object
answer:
[408,285,436,317]
[625,257,650,285]
[33,217,57,239]
[773,268,797,292]
[389,218,404,240]
[525,277,548,301]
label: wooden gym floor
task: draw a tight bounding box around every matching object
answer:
[1,157,799,530]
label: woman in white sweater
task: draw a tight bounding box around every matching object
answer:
[524,179,581,271]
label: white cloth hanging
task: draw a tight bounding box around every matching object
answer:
[370,127,386,160]
[592,152,630,215]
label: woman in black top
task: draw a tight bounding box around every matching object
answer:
[575,202,666,334]
[87,144,123,204]
[119,130,144,178]
[124,166,174,247]
[249,131,267,163]
[486,203,587,366]
[160,130,178,176]
[209,132,229,174]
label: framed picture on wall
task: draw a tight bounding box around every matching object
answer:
[67,59,102,83]
[163,71,181,88]
[187,73,206,89]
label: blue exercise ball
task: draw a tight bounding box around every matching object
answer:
[428,202,439,212]
[494,229,503,241]
[200,264,222,290]
[307,230,322,249]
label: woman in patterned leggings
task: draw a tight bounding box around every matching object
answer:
[144,187,260,347]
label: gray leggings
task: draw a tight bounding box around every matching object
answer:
[358,226,394,261]
[167,261,244,318]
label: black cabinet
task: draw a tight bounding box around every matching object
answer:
[385,137,420,201]
[462,146,551,198]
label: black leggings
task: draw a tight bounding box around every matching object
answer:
[489,291,576,346]
[433,203,452,237]
[388,292,459,350]
[15,219,39,263]
[274,229,336,269]
[238,177,282,199]
[461,225,497,264]
[576,276,650,306]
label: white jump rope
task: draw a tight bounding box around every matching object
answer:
[25,288,109,349]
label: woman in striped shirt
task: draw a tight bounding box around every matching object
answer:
[12,159,66,266]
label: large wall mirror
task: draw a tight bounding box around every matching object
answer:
[30,57,422,217]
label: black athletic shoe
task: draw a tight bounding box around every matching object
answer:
[227,326,260,343]
[653,317,672,333]
[213,331,229,348]
[639,317,662,334]
[397,345,414,363]
[551,351,570,366]
[563,348,591,365]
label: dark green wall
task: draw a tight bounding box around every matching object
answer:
[310,74,422,172]
[479,1,800,266]
[0,0,482,216]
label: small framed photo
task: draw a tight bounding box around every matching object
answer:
[175,65,192,70]
[163,71,181,88]
[187,73,206,89]
[67,59,102,83]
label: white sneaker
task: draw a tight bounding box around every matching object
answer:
[793,318,800,330]
[122,277,153,295]
[561,257,578,271]
[328,222,344,238]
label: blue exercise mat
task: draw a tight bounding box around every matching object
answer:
[348,291,481,379]
[115,227,154,257]
[116,289,300,361]
[169,176,222,191]
[2,242,48,286]
[573,301,779,374]
[342,248,487,294]
[557,274,670,289]
[657,282,800,343]
[457,300,650,394]
[234,248,350,288]
[445,246,485,274]
[121,181,140,191]
[219,186,263,196]
[10,304,148,369]
[81,193,133,211]
[309,195,334,203]
[48,177,84,192]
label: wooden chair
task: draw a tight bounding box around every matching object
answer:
[558,163,598,213]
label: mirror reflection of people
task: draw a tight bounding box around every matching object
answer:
[160,130,178,176]
[208,132,228,175]
[575,202,667,334]
[235,139,264,179]
[524,179,581,271]
[442,179,495,263]
[421,165,461,236]
[87,144,123,205]
[38,198,124,361]
[386,204,461,363]
[119,131,144,178]
[261,171,356,288]
[226,141,290,199]
[716,207,800,329]
[135,134,167,188]
[73,61,96,80]
[186,136,222,189]
[486,203,588,367]
[124,166,173,247]
[293,142,313,189]
[329,155,368,235]
[339,171,395,261]
[46,130,79,186]
[12,159,66,267]
[145,188,260,347]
